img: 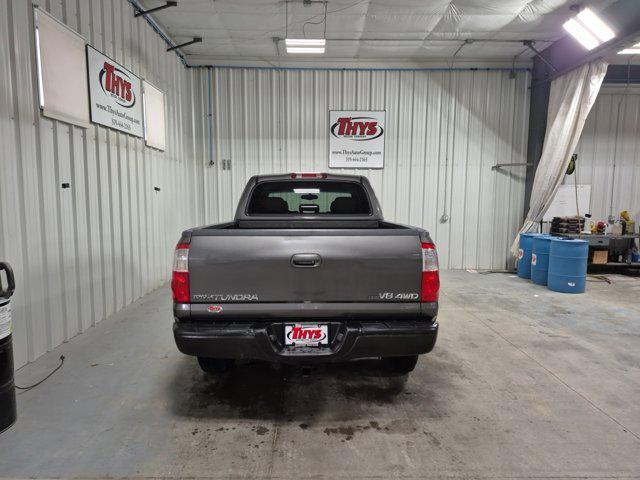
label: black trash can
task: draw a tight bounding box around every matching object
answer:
[0,262,16,433]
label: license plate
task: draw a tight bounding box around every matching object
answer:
[284,324,329,347]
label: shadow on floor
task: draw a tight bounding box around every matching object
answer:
[166,356,449,422]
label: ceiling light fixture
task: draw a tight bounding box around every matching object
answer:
[286,38,326,47]
[563,7,615,50]
[576,8,615,43]
[618,42,640,54]
[563,18,600,50]
[285,38,326,54]
[286,46,326,54]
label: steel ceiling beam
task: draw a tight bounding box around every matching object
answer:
[522,41,557,72]
[134,1,177,18]
[167,37,202,52]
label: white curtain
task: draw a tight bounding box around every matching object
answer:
[511,59,608,254]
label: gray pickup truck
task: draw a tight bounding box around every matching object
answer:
[172,173,439,375]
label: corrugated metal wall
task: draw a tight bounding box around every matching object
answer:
[571,86,640,226]
[206,67,530,270]
[0,0,208,368]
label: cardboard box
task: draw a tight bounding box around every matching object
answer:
[592,250,608,264]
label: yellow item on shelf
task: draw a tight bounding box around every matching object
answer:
[620,210,631,222]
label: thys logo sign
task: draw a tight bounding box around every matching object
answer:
[98,62,136,108]
[331,117,384,141]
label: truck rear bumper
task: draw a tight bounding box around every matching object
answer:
[174,320,438,364]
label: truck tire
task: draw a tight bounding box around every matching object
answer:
[382,355,419,374]
[197,357,235,374]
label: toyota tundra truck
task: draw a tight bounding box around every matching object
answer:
[172,173,439,375]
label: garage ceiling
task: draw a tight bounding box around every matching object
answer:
[137,0,617,67]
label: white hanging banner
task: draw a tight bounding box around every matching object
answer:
[34,7,91,128]
[143,80,166,151]
[87,45,144,137]
[329,111,385,169]
[511,59,607,255]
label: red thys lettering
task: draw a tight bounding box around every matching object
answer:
[292,326,302,339]
[336,117,378,136]
[291,327,322,340]
[337,117,352,135]
[103,62,116,92]
[102,62,133,102]
[113,76,123,97]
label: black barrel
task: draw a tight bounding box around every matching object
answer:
[0,262,16,433]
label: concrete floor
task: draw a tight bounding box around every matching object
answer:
[1,271,640,479]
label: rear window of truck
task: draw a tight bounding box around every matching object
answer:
[247,181,371,215]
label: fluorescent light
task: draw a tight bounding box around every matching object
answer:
[618,42,640,54]
[285,38,326,47]
[563,8,615,50]
[286,47,325,54]
[577,8,615,43]
[618,48,640,54]
[563,18,600,50]
[285,39,326,54]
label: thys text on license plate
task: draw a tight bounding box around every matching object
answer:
[285,324,328,346]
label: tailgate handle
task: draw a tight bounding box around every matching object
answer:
[291,253,322,268]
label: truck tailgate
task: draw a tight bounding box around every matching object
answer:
[188,231,421,304]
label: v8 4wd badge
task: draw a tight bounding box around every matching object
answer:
[377,292,419,300]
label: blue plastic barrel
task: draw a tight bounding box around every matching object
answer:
[531,235,552,286]
[517,233,543,279]
[547,238,589,293]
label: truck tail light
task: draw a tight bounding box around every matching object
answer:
[421,242,439,302]
[171,243,190,303]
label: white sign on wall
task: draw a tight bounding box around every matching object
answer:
[34,7,91,128]
[143,80,166,151]
[0,302,11,341]
[329,110,385,169]
[87,45,144,137]
[543,184,592,221]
